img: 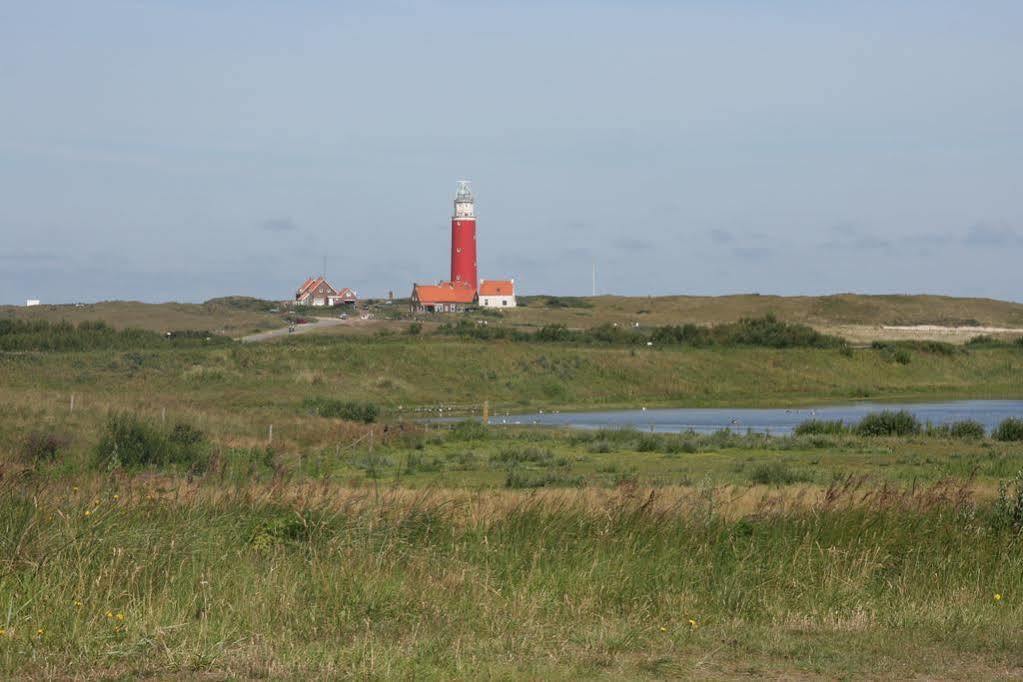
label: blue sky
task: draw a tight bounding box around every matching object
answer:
[1,1,1020,303]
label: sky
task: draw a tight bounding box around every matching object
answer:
[1,1,1021,304]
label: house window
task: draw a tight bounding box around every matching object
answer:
[502,300,507,306]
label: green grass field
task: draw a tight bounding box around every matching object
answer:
[3,318,1023,678]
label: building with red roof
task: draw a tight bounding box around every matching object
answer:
[477,279,516,308]
[410,182,519,313]
[295,277,357,307]
[410,281,476,313]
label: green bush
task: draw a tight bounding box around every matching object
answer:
[994,418,1023,442]
[438,314,846,349]
[490,447,557,467]
[407,322,422,335]
[948,420,986,440]
[967,335,999,347]
[447,420,489,441]
[994,470,1023,531]
[855,410,921,437]
[748,462,812,486]
[303,398,379,423]
[94,413,210,471]
[249,513,311,551]
[636,434,661,452]
[793,419,847,436]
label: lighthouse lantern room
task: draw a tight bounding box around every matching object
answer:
[450,180,478,290]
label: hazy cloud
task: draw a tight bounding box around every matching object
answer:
[710,228,733,244]
[260,218,299,233]
[963,224,1023,247]
[820,223,891,250]
[0,249,60,264]
[731,246,771,260]
[613,237,653,251]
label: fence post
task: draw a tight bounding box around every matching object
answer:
[268,424,273,445]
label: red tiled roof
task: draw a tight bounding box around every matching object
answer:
[479,279,514,296]
[297,277,342,299]
[413,281,476,304]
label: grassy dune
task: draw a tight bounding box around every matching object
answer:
[0,299,280,336]
[5,293,1023,341]
[506,293,1023,330]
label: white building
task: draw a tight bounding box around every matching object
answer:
[25,299,40,307]
[477,279,516,308]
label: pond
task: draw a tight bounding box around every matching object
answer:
[492,400,1023,435]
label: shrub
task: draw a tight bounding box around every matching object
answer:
[20,430,72,464]
[94,413,210,471]
[249,513,311,551]
[447,420,489,441]
[303,398,378,423]
[402,453,443,474]
[994,418,1023,442]
[948,420,986,440]
[490,447,557,467]
[891,349,912,364]
[504,470,582,489]
[407,322,422,335]
[636,434,661,452]
[713,314,846,349]
[994,470,1023,531]
[967,335,999,347]
[544,296,593,309]
[855,410,921,437]
[793,419,847,436]
[748,462,812,486]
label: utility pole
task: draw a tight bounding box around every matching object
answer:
[592,263,596,297]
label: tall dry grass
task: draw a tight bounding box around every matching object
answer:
[1,475,1021,678]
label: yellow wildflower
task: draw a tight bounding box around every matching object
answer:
[36,628,44,636]
[688,619,698,630]
[116,613,124,621]
[995,593,1003,602]
[659,626,667,632]
[113,494,120,501]
[84,510,91,517]
[106,611,113,619]
[72,486,79,492]
[74,601,83,608]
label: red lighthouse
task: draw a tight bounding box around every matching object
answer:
[450,180,477,291]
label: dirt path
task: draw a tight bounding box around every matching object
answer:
[240,317,347,343]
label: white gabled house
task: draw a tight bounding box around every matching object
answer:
[477,279,516,308]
